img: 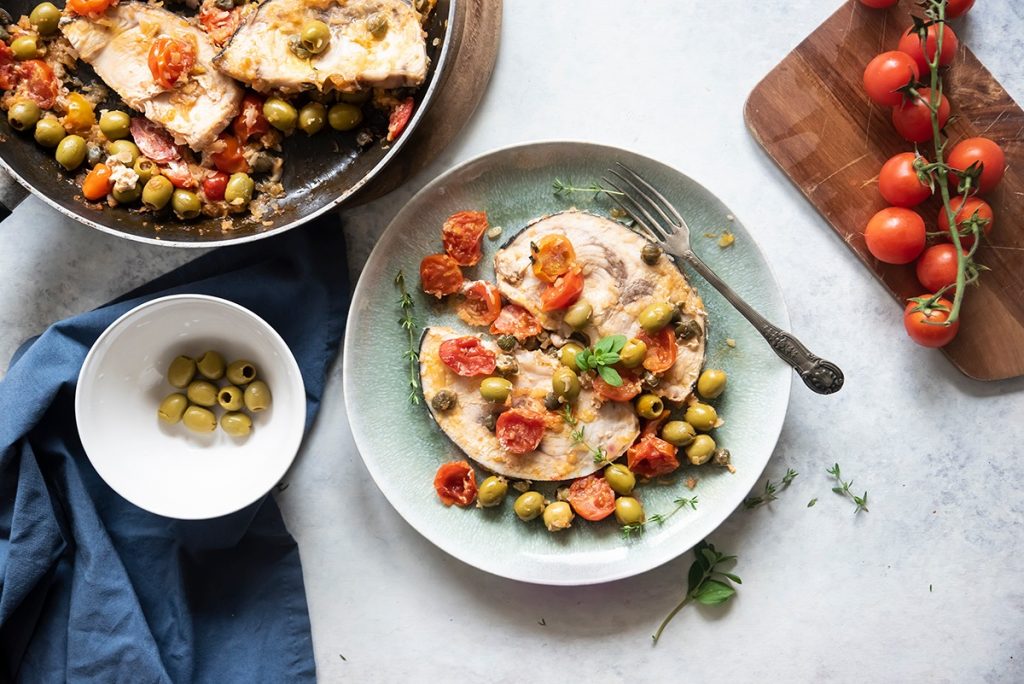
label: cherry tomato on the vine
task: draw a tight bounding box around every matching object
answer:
[903,296,959,348]
[897,23,958,74]
[878,152,932,207]
[915,244,964,292]
[946,0,975,19]
[891,88,949,143]
[946,137,1006,195]
[864,207,926,264]
[863,51,920,107]
[937,196,993,248]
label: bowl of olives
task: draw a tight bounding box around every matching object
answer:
[75,295,306,520]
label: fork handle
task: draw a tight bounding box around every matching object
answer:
[679,251,844,395]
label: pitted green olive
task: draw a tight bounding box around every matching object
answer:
[99,110,131,140]
[196,350,225,380]
[684,402,718,432]
[226,360,257,385]
[480,376,512,402]
[34,117,66,148]
[619,338,647,369]
[157,393,188,424]
[327,103,363,131]
[552,367,580,401]
[106,139,140,165]
[697,369,728,399]
[167,355,196,388]
[660,420,696,447]
[560,342,584,369]
[243,380,272,412]
[221,411,253,437]
[514,491,545,521]
[55,135,87,171]
[300,20,331,54]
[685,434,717,465]
[614,496,645,525]
[182,406,217,433]
[171,189,201,219]
[477,476,508,507]
[30,2,61,35]
[111,183,141,204]
[7,100,40,131]
[563,300,592,329]
[638,301,675,332]
[142,176,174,210]
[298,102,326,135]
[604,463,636,495]
[133,156,158,186]
[11,35,38,60]
[218,385,244,411]
[263,97,298,132]
[186,380,218,407]
[224,172,254,206]
[635,393,664,420]
[542,501,574,532]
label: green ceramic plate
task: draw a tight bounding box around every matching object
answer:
[344,141,791,585]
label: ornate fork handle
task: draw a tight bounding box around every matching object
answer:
[678,251,844,395]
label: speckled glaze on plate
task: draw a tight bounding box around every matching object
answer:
[343,141,791,585]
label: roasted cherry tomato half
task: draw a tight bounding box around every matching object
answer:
[566,474,616,521]
[592,371,642,403]
[434,461,477,507]
[210,134,249,174]
[232,93,270,142]
[456,280,502,327]
[638,327,677,374]
[489,304,543,341]
[438,336,497,377]
[495,408,547,454]
[386,97,414,142]
[202,171,229,202]
[627,435,680,479]
[420,253,464,298]
[531,234,577,284]
[539,266,584,312]
[148,37,196,90]
[441,210,489,266]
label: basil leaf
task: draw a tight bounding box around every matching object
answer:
[598,352,620,365]
[693,579,735,605]
[700,548,718,569]
[597,365,622,386]
[595,336,613,354]
[687,560,704,593]
[606,335,627,353]
[719,572,742,584]
[693,542,711,571]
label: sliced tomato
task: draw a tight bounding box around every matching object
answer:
[441,211,489,266]
[530,234,577,283]
[67,0,118,16]
[456,281,502,327]
[566,474,616,521]
[16,60,58,109]
[148,37,196,90]
[131,118,180,162]
[638,327,677,374]
[420,253,464,298]
[539,266,584,312]
[627,435,680,479]
[593,371,642,402]
[0,42,19,91]
[232,92,270,142]
[202,171,229,202]
[210,134,249,174]
[495,408,546,454]
[489,304,543,341]
[386,97,414,142]
[162,160,197,189]
[433,461,477,507]
[199,2,243,46]
[438,336,496,377]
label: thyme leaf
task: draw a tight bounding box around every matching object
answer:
[394,271,421,405]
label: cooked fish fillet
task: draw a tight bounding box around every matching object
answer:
[420,327,640,482]
[494,211,707,403]
[214,0,427,94]
[61,3,243,150]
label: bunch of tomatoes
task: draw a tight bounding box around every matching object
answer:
[858,0,1006,347]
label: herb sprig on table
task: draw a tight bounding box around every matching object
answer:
[575,335,627,387]
[394,271,420,405]
[742,468,798,510]
[621,496,698,540]
[827,463,869,514]
[652,540,740,644]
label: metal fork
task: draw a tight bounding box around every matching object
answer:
[602,163,844,395]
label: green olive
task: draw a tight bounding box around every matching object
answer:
[300,20,331,54]
[327,103,363,131]
[218,385,244,411]
[684,402,718,432]
[106,139,140,165]
[244,380,272,412]
[477,476,508,507]
[224,172,254,206]
[480,376,512,403]
[226,359,257,385]
[7,100,41,132]
[635,393,664,420]
[697,369,728,399]
[99,110,131,140]
[560,342,584,370]
[11,35,38,60]
[55,135,87,171]
[431,389,456,412]
[182,406,217,433]
[34,117,66,148]
[111,182,141,204]
[604,463,636,495]
[186,380,219,407]
[196,350,226,380]
[132,157,158,186]
[167,355,196,388]
[142,175,174,210]
[298,102,326,135]
[221,411,253,437]
[339,89,371,104]
[614,497,645,525]
[661,420,696,447]
[563,300,592,330]
[641,243,662,265]
[30,2,61,35]
[639,301,675,333]
[157,393,188,424]
[171,189,201,219]
[542,501,574,532]
[263,97,297,132]
[685,434,717,465]
[619,338,647,369]
[552,366,580,402]
[513,491,545,521]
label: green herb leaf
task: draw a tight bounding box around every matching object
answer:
[719,572,743,584]
[597,365,623,387]
[693,579,736,605]
[686,560,704,593]
[606,335,627,353]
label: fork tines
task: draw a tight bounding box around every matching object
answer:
[600,163,688,244]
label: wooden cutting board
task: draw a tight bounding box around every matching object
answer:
[745,0,1024,381]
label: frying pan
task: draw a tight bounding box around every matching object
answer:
[0,0,455,247]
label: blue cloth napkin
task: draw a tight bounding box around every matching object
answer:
[0,218,349,682]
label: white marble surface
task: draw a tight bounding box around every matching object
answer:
[2,1,1023,681]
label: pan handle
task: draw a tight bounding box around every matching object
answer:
[0,167,29,218]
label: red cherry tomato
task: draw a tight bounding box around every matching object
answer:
[938,196,993,248]
[627,435,680,479]
[864,207,926,264]
[863,51,920,107]
[566,474,616,521]
[202,171,229,202]
[148,37,196,90]
[489,304,543,341]
[915,244,964,292]
[210,134,249,174]
[386,97,414,142]
[891,88,949,143]
[946,0,975,18]
[433,461,477,507]
[232,93,270,142]
[539,266,584,312]
[456,281,502,327]
[438,336,496,377]
[16,60,58,109]
[858,0,897,6]
[946,137,1006,195]
[593,372,642,403]
[495,409,546,454]
[878,152,932,208]
[419,253,464,298]
[638,327,677,374]
[897,23,958,74]
[904,296,959,347]
[441,211,489,266]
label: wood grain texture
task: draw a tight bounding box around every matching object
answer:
[745,0,1024,381]
[351,0,501,205]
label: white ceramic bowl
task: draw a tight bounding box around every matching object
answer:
[76,295,306,520]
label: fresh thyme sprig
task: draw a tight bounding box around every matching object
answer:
[621,496,698,539]
[394,271,421,405]
[552,178,624,198]
[827,463,869,514]
[652,540,740,645]
[575,335,627,387]
[562,405,608,464]
[742,468,798,510]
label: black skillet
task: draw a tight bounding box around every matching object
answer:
[0,0,455,246]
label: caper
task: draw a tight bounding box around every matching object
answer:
[99,110,131,140]
[263,97,298,132]
[142,175,174,211]
[195,350,225,380]
[226,360,257,385]
[221,411,253,437]
[496,334,517,352]
[638,301,675,333]
[34,117,66,148]
[157,393,188,424]
[300,20,331,54]
[171,189,201,219]
[480,376,512,403]
[552,366,580,402]
[244,380,272,412]
[559,342,583,369]
[521,336,540,351]
[614,497,645,525]
[482,413,497,432]
[11,35,38,60]
[327,103,363,131]
[477,476,508,507]
[106,139,140,165]
[542,501,574,532]
[29,2,61,34]
[298,102,326,135]
[712,448,731,467]
[224,172,254,206]
[133,156,158,186]
[514,491,545,521]
[55,135,87,171]
[685,434,717,465]
[641,243,662,265]
[495,353,518,377]
[251,152,276,174]
[0,27,7,43]
[111,182,141,204]
[214,0,233,9]
[635,393,664,420]
[676,319,702,340]
[684,402,718,432]
[85,143,103,167]
[186,380,219,407]
[431,389,457,412]
[641,370,660,390]
[543,392,561,411]
[366,12,388,38]
[697,369,728,399]
[218,385,244,411]
[604,463,636,495]
[182,406,217,433]
[563,300,592,330]
[619,338,647,369]
[7,100,41,131]
[167,355,196,388]
[660,420,696,447]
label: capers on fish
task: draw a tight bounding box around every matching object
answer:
[431,389,457,412]
[685,434,716,465]
[542,501,574,532]
[514,491,545,521]
[7,100,40,131]
[167,355,196,388]
[477,476,508,507]
[635,393,664,420]
[86,143,104,167]
[157,393,188,424]
[697,369,727,399]
[480,376,513,403]
[638,301,675,333]
[604,463,636,495]
[614,497,645,525]
[684,402,718,432]
[619,338,647,369]
[366,12,388,38]
[712,448,731,467]
[482,413,497,432]
[676,319,702,340]
[552,366,580,402]
[543,392,561,411]
[496,334,517,352]
[660,420,696,447]
[641,243,662,265]
[563,300,592,330]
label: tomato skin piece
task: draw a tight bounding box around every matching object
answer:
[539,266,584,312]
[202,171,229,202]
[495,409,546,454]
[456,281,502,327]
[210,134,249,174]
[878,152,932,208]
[531,234,577,283]
[903,296,959,347]
[864,207,926,264]
[946,0,975,18]
[441,211,489,266]
[82,164,113,201]
[434,461,477,507]
[16,60,58,109]
[420,253,464,298]
[387,97,414,142]
[438,336,496,377]
[863,51,920,108]
[891,88,949,143]
[938,196,993,248]
[489,304,543,340]
[638,327,677,374]
[627,435,680,479]
[915,244,963,293]
[232,93,270,142]
[199,2,243,46]
[593,372,642,403]
[858,0,897,6]
[566,474,616,521]
[148,37,196,90]
[946,137,1006,195]
[897,23,958,74]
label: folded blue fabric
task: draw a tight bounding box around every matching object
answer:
[0,218,348,682]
